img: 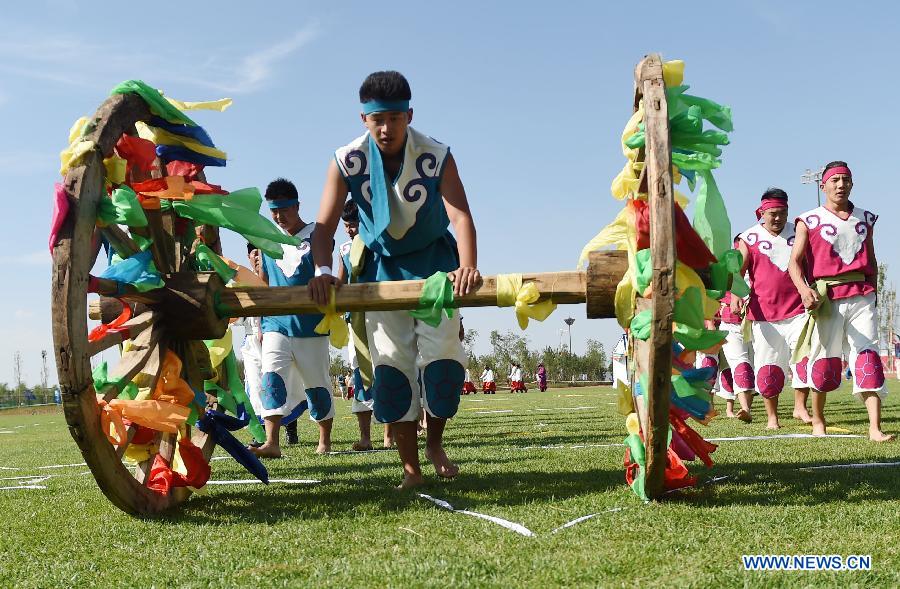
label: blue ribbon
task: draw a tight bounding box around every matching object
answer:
[362,99,409,115]
[267,198,299,210]
[368,135,392,238]
[197,404,269,484]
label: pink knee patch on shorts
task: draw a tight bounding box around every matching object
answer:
[855,349,885,390]
[719,368,734,393]
[811,357,842,392]
[734,362,754,390]
[795,357,808,383]
[756,365,785,398]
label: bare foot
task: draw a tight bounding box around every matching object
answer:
[793,411,813,424]
[316,443,331,455]
[352,441,373,451]
[396,472,425,490]
[736,409,752,423]
[249,443,282,458]
[870,430,896,442]
[424,445,459,479]
[812,424,827,436]
[766,421,781,430]
[726,411,736,418]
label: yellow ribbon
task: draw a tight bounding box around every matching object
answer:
[496,274,557,329]
[662,60,685,87]
[60,116,95,176]
[792,272,866,364]
[349,235,366,279]
[135,121,227,161]
[205,329,233,369]
[165,96,233,112]
[103,155,127,184]
[315,287,349,348]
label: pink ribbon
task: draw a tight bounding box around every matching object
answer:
[49,183,70,252]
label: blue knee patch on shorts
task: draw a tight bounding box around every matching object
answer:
[261,372,287,410]
[373,364,413,423]
[423,359,464,419]
[305,387,332,421]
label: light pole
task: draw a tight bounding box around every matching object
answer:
[564,318,575,354]
[801,167,824,207]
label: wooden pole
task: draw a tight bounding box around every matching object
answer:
[105,252,628,322]
[637,54,675,500]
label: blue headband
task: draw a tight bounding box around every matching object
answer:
[362,99,410,115]
[267,198,298,210]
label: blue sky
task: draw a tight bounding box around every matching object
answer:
[2,0,898,386]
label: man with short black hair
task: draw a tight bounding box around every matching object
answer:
[308,71,480,488]
[735,188,811,429]
[252,178,335,457]
[789,162,893,441]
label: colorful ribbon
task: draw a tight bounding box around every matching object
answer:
[96,185,148,228]
[315,287,350,348]
[496,273,557,329]
[87,300,132,343]
[49,183,70,252]
[409,272,455,327]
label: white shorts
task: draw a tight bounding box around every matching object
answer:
[260,332,335,421]
[751,314,807,398]
[720,322,754,396]
[240,333,264,418]
[807,293,886,400]
[365,310,466,423]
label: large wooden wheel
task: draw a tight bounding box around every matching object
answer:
[51,56,679,515]
[51,93,224,515]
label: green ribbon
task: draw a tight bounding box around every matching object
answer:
[172,188,300,258]
[624,433,648,501]
[707,249,749,299]
[195,243,237,284]
[110,80,198,127]
[409,272,455,327]
[693,169,731,258]
[792,273,866,364]
[92,362,138,400]
[97,186,148,228]
[630,287,726,351]
[222,350,265,443]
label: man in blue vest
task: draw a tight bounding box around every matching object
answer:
[252,178,335,458]
[308,71,480,488]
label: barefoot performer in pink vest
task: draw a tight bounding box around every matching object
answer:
[788,162,893,441]
[735,189,812,430]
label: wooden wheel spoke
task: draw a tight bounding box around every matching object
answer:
[87,310,157,357]
[100,224,140,258]
[99,323,165,402]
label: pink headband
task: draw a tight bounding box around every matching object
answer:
[755,198,787,220]
[821,166,852,184]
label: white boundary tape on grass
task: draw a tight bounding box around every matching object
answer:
[474,410,514,415]
[551,507,626,533]
[798,461,900,471]
[418,493,535,537]
[0,485,46,490]
[37,462,87,469]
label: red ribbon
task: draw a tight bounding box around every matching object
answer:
[88,300,132,343]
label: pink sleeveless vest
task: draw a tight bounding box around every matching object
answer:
[738,222,804,321]
[797,204,876,301]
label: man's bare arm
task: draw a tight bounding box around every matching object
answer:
[788,221,819,310]
[440,153,481,296]
[309,160,349,305]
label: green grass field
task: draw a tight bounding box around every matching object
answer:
[1,383,899,588]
